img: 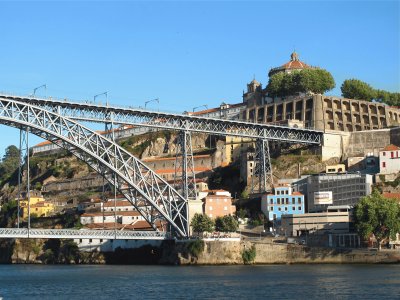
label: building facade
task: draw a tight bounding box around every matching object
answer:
[294,173,373,212]
[203,190,236,219]
[261,184,305,223]
[379,144,400,175]
[280,207,352,237]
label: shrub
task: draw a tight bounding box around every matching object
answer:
[186,239,205,258]
[242,245,256,264]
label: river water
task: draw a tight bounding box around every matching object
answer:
[0,264,399,299]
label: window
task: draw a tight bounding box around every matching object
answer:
[292,206,295,210]
[224,206,227,211]
[383,162,386,168]
[100,239,103,243]
[270,207,273,211]
[285,207,288,211]
[391,152,394,158]
[383,152,386,156]
[278,207,281,211]
[298,198,302,204]
[209,206,213,211]
[292,199,295,205]
[298,206,302,210]
[210,214,213,218]
[270,199,273,204]
[277,199,281,205]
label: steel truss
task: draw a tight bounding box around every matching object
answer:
[174,130,196,200]
[251,139,273,193]
[0,99,189,237]
[0,94,323,143]
[0,228,168,240]
[17,128,29,228]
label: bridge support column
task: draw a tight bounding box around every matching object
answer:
[17,127,30,229]
[251,138,273,194]
[104,111,118,231]
[175,130,196,200]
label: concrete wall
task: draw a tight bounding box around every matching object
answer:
[170,240,400,265]
[321,128,400,161]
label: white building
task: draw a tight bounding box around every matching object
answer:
[80,211,144,225]
[379,144,400,175]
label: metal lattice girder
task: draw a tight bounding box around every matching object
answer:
[0,99,189,237]
[174,130,196,200]
[0,228,168,240]
[251,139,273,194]
[0,94,323,143]
[17,127,29,228]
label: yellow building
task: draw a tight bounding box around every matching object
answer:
[20,194,55,218]
[225,136,254,164]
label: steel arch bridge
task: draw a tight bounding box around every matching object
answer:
[0,98,189,237]
[0,93,324,195]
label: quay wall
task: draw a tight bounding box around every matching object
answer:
[164,240,400,265]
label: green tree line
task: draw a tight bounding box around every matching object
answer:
[341,79,400,106]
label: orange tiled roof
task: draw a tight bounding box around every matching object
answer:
[190,108,219,116]
[382,144,400,151]
[292,191,304,196]
[143,154,210,162]
[155,166,212,174]
[383,192,400,200]
[103,200,133,207]
[34,140,52,147]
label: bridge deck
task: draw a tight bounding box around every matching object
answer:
[0,93,323,143]
[0,228,168,240]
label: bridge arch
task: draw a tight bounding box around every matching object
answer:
[0,99,188,237]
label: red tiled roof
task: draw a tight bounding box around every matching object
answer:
[292,191,304,196]
[155,166,212,174]
[190,108,219,116]
[281,60,311,70]
[383,192,400,200]
[103,200,133,207]
[34,140,53,147]
[143,154,210,162]
[382,144,400,151]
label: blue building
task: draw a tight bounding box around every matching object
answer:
[261,184,305,223]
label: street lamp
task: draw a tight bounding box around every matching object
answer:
[33,84,46,97]
[145,98,159,109]
[94,92,108,105]
[193,104,208,112]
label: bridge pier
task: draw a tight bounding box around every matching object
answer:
[251,138,273,194]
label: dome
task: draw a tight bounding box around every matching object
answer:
[268,52,314,77]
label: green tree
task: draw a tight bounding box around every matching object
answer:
[0,145,20,183]
[341,79,376,101]
[190,213,215,233]
[60,240,80,264]
[215,215,239,232]
[354,190,400,249]
[266,68,335,97]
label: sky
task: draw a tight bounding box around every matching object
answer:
[0,0,399,157]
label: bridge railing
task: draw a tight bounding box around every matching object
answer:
[0,228,169,240]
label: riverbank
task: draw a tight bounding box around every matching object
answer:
[163,239,400,265]
[1,238,400,265]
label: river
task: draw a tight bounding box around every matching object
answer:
[0,264,399,299]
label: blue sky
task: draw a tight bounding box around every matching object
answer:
[0,0,399,157]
